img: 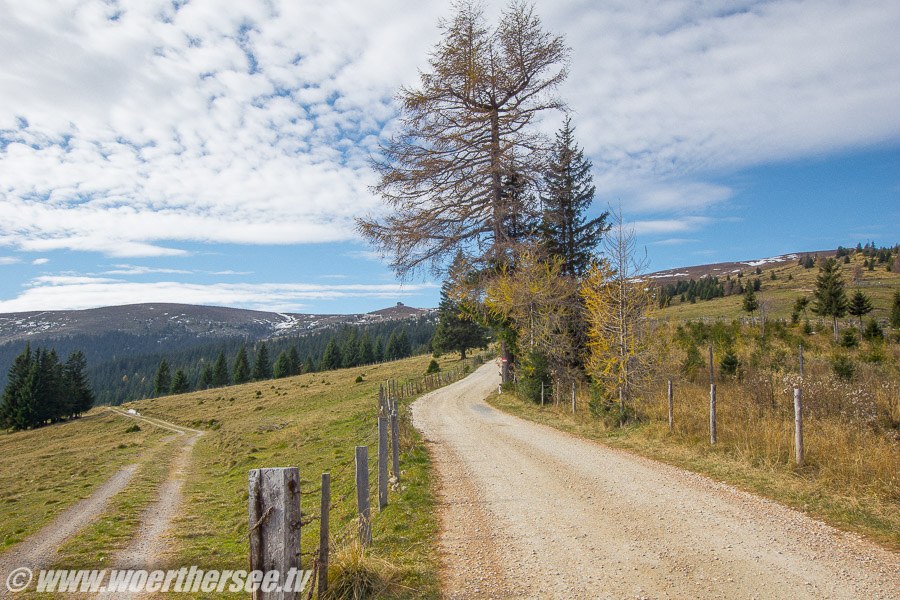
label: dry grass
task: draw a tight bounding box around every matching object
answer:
[323,535,401,600]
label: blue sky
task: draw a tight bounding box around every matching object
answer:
[0,0,898,314]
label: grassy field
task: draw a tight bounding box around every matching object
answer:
[652,251,900,323]
[0,411,170,550]
[1,351,476,599]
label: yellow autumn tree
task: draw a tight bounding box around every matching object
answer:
[580,210,653,422]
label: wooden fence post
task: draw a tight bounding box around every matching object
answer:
[799,344,804,380]
[541,381,544,406]
[318,473,330,598]
[390,408,400,481]
[248,467,302,600]
[571,381,576,413]
[667,380,673,431]
[378,417,389,510]
[710,384,717,445]
[794,387,804,467]
[355,446,371,546]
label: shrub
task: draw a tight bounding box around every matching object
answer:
[425,359,440,374]
[719,348,741,379]
[840,328,859,348]
[124,424,141,433]
[354,375,364,383]
[832,354,855,381]
[863,318,884,342]
[517,350,551,404]
[681,344,705,382]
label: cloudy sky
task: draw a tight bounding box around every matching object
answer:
[1,0,898,313]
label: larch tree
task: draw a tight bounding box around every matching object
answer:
[580,210,653,423]
[357,1,568,382]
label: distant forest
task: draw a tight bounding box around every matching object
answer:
[0,315,436,406]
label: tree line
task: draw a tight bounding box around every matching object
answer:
[148,322,428,397]
[0,344,94,431]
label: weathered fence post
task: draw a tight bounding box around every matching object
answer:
[667,380,674,431]
[390,408,400,481]
[541,381,544,406]
[355,446,371,546]
[794,387,804,467]
[799,343,804,380]
[571,381,576,414]
[318,473,330,598]
[378,417,389,510]
[709,346,717,445]
[248,467,302,600]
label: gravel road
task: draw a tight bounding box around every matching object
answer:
[412,363,900,600]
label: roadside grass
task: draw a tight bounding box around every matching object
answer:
[113,352,467,599]
[0,411,169,550]
[488,348,900,551]
[653,252,900,323]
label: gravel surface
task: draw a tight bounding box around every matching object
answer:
[413,363,900,600]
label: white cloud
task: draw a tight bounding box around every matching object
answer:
[0,0,898,257]
[101,264,192,275]
[0,257,20,265]
[0,276,438,312]
[632,217,714,235]
[31,257,50,265]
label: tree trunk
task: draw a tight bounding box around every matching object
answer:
[500,340,510,384]
[833,316,839,342]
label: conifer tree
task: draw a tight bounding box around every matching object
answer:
[170,368,191,394]
[397,328,412,358]
[199,363,213,389]
[811,258,848,342]
[212,350,229,387]
[252,342,272,381]
[742,286,759,319]
[373,337,384,363]
[304,352,317,374]
[432,281,489,359]
[288,345,301,375]
[0,344,31,430]
[359,333,375,365]
[385,331,400,361]
[540,117,608,276]
[321,338,343,371]
[890,290,900,329]
[63,350,93,417]
[273,350,291,379]
[154,359,172,396]
[847,290,874,337]
[232,346,251,384]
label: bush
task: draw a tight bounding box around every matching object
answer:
[354,375,364,383]
[124,424,141,433]
[840,328,859,348]
[802,320,814,335]
[681,344,705,382]
[425,359,440,374]
[863,318,884,342]
[719,348,741,379]
[517,350,551,404]
[832,354,855,381]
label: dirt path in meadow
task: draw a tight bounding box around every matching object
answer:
[413,363,900,600]
[93,410,203,599]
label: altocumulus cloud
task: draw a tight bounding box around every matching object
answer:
[0,0,898,259]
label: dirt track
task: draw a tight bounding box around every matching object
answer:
[413,363,900,600]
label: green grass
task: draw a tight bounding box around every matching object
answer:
[1,351,479,599]
[654,252,900,323]
[0,411,169,550]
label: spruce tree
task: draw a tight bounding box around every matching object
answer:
[431,281,489,359]
[890,290,900,329]
[321,338,342,371]
[199,363,213,389]
[154,359,172,396]
[304,352,317,374]
[233,346,251,384]
[170,368,191,394]
[63,350,93,417]
[539,117,609,277]
[847,290,874,337]
[742,286,759,318]
[0,344,31,430]
[273,350,291,379]
[212,350,229,387]
[288,345,301,375]
[359,333,375,365]
[373,337,384,363]
[252,342,272,381]
[385,331,400,361]
[811,258,849,342]
[397,328,412,358]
